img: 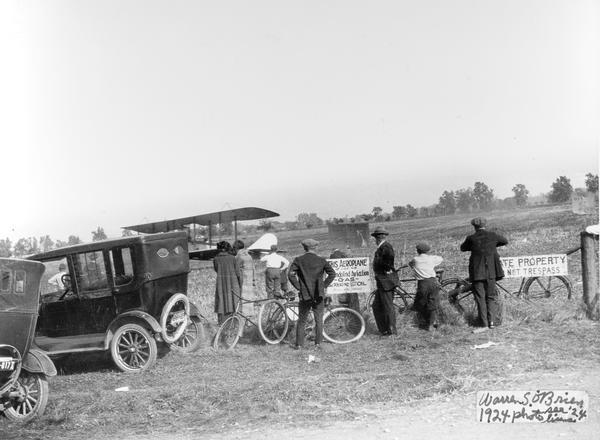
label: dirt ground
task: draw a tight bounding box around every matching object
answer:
[123,366,599,440]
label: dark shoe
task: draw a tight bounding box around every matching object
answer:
[488,322,496,329]
[292,344,305,350]
[380,331,392,337]
[314,344,322,350]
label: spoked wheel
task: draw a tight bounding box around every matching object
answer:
[523,276,572,300]
[323,307,365,344]
[213,315,242,350]
[3,372,49,422]
[365,288,410,315]
[258,300,289,344]
[441,278,476,318]
[170,317,207,353]
[110,323,158,372]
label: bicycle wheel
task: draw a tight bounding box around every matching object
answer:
[366,288,410,314]
[523,276,572,300]
[213,315,242,350]
[323,307,366,344]
[258,299,289,344]
[441,278,476,317]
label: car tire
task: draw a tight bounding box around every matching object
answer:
[3,372,49,422]
[110,323,157,373]
[160,293,190,344]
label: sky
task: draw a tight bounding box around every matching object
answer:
[1,0,598,243]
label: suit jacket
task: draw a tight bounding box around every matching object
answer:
[288,252,336,302]
[460,229,508,281]
[373,241,398,291]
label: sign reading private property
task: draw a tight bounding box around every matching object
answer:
[326,258,372,294]
[500,254,568,278]
[477,390,588,423]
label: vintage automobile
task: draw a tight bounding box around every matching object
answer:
[0,258,56,421]
[28,231,206,373]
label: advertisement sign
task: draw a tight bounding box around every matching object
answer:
[326,257,372,294]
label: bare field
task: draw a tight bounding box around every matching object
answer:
[2,205,598,440]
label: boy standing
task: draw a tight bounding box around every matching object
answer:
[409,242,443,331]
[260,244,289,298]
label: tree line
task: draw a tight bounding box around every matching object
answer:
[1,173,597,256]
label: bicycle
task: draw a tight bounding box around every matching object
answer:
[362,267,446,316]
[440,274,573,317]
[213,294,285,350]
[258,293,366,345]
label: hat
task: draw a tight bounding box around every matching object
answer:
[370,226,389,237]
[301,238,319,249]
[471,217,487,228]
[59,263,66,270]
[270,244,278,251]
[416,242,431,253]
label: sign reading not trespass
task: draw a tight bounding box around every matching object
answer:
[326,257,372,294]
[500,254,568,278]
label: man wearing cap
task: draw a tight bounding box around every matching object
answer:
[371,226,398,336]
[460,217,508,332]
[288,238,336,349]
[260,244,289,299]
[409,243,443,331]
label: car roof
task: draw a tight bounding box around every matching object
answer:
[27,231,187,261]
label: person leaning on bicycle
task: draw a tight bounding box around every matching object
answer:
[371,226,398,336]
[408,242,443,331]
[287,238,336,350]
[460,217,508,333]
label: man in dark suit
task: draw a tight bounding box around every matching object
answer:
[288,238,336,349]
[371,226,398,336]
[460,217,508,332]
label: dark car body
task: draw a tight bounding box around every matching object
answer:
[28,232,204,372]
[0,257,56,421]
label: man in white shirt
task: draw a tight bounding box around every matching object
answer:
[260,245,289,298]
[408,242,443,331]
[47,263,68,292]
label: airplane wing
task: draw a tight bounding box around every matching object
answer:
[188,248,220,261]
[122,207,279,234]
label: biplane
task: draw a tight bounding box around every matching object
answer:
[122,207,279,260]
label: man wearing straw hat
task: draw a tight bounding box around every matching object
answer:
[288,238,336,349]
[371,226,398,336]
[460,217,508,332]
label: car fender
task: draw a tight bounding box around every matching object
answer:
[22,348,57,377]
[105,311,162,348]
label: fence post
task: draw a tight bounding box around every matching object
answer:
[580,231,599,319]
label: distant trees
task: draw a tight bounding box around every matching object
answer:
[0,239,12,257]
[512,184,529,207]
[13,237,39,257]
[297,213,323,229]
[455,188,474,213]
[548,176,573,203]
[473,181,494,210]
[68,235,82,246]
[122,229,135,237]
[438,191,457,215]
[585,173,599,193]
[91,227,107,242]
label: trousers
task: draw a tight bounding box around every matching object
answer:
[296,299,324,346]
[372,287,396,335]
[472,279,500,327]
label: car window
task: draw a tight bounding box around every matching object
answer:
[75,251,108,293]
[1,270,11,292]
[41,258,69,295]
[109,247,134,286]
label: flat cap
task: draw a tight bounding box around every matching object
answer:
[301,238,319,249]
[370,226,389,237]
[416,242,431,253]
[270,244,278,251]
[470,217,487,228]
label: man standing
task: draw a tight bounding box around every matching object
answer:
[288,239,336,349]
[371,226,398,336]
[460,217,508,332]
[260,245,289,298]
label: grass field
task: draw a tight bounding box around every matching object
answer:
[2,205,598,440]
